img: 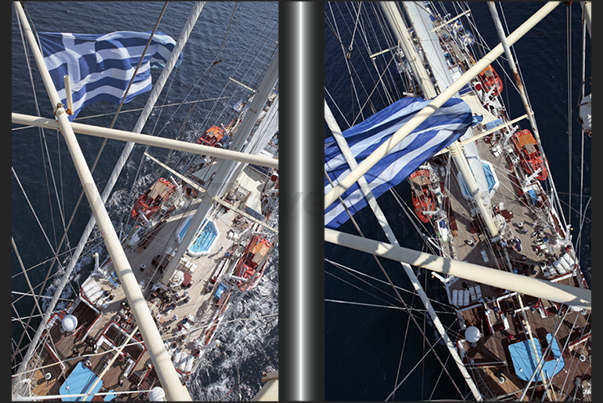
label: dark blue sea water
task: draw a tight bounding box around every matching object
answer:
[11,2,278,399]
[324,2,590,400]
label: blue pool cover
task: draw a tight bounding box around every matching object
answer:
[509,333,564,382]
[179,217,217,254]
[214,283,226,300]
[59,362,103,401]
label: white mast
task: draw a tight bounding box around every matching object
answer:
[403,3,501,238]
[402,2,455,93]
[581,1,591,38]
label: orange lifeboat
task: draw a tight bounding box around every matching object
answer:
[476,65,502,96]
[409,169,436,223]
[196,125,225,147]
[131,178,175,220]
[234,235,271,291]
[511,129,548,181]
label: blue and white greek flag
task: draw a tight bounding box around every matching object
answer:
[325,96,479,229]
[38,31,183,121]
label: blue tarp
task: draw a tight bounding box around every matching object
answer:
[508,334,564,382]
[527,189,538,205]
[482,163,496,192]
[59,362,103,401]
[214,283,226,300]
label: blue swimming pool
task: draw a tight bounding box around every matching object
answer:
[177,217,218,257]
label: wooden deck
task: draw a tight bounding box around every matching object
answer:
[446,131,564,270]
[458,295,591,400]
[27,189,268,399]
[432,119,591,399]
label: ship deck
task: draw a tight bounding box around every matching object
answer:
[435,122,591,399]
[442,124,579,302]
[446,129,561,268]
[459,291,591,400]
[27,199,255,399]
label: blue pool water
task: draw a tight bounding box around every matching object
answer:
[178,217,218,255]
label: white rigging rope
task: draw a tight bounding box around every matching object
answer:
[326,256,455,310]
[567,4,573,230]
[16,9,71,257]
[326,2,367,124]
[324,87,351,129]
[347,2,362,56]
[385,319,460,401]
[324,299,451,315]
[428,353,453,400]
[11,234,103,282]
[326,265,410,309]
[12,168,65,272]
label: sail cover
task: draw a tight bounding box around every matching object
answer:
[403,2,455,93]
[325,96,478,229]
[38,31,183,120]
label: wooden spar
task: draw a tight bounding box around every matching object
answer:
[369,45,397,59]
[12,113,278,169]
[63,75,73,114]
[325,100,483,400]
[228,77,256,92]
[325,228,591,310]
[12,2,191,400]
[324,2,562,211]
